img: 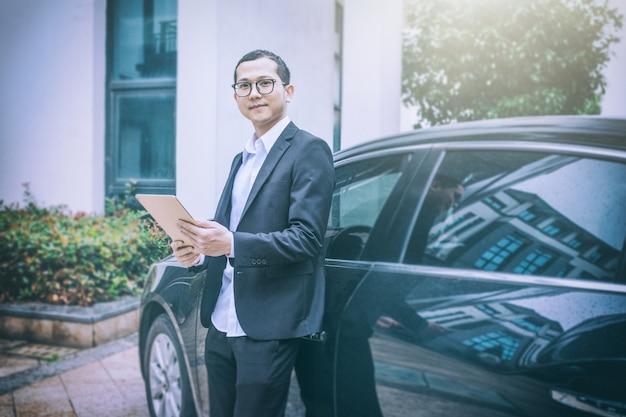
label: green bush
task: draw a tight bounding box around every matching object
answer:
[0,185,170,306]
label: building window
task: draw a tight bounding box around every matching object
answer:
[483,195,506,211]
[106,0,177,196]
[541,220,565,237]
[513,247,555,275]
[462,330,520,361]
[517,207,539,223]
[474,234,525,271]
[585,246,603,263]
[429,212,475,239]
[563,233,583,249]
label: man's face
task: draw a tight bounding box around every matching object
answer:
[233,57,294,136]
[430,183,464,213]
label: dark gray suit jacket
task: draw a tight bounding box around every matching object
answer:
[197,122,335,340]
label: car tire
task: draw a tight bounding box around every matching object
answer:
[143,314,196,417]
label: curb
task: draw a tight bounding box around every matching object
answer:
[0,297,140,324]
[0,332,139,395]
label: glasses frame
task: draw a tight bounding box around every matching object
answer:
[231,78,288,97]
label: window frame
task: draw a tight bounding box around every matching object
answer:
[326,147,431,263]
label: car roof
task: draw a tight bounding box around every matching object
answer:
[334,116,626,162]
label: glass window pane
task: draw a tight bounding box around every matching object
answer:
[116,93,175,180]
[112,0,177,80]
[326,154,410,260]
[404,150,626,282]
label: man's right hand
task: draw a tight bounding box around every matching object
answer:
[170,240,201,267]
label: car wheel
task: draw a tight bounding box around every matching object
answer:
[143,314,195,417]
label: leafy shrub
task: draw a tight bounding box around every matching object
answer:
[0,185,170,306]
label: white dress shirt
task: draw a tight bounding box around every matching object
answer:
[204,116,291,336]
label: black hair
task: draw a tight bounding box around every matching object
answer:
[233,50,291,84]
[432,174,462,189]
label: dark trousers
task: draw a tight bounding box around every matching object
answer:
[205,324,300,417]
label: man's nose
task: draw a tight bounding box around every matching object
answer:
[249,85,262,98]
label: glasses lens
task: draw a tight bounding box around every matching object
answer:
[235,82,251,97]
[257,79,275,94]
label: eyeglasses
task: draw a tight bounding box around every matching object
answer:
[232,79,287,97]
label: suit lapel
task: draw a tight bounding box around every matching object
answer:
[238,122,298,222]
[214,153,242,226]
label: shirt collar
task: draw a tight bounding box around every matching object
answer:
[243,116,291,162]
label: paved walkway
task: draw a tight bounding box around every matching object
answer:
[0,337,149,417]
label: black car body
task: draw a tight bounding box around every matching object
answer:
[139,116,626,417]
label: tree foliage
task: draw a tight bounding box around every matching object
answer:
[402,0,623,127]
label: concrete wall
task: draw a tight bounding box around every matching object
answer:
[178,0,336,219]
[0,0,335,216]
[0,0,106,213]
[175,0,219,220]
[341,0,403,149]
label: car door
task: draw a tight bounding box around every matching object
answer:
[333,141,626,417]
[293,147,432,417]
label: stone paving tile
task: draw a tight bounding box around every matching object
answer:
[101,349,142,381]
[14,376,75,417]
[0,406,15,417]
[0,395,13,417]
[0,394,12,406]
[0,339,150,417]
[60,363,118,399]
[0,355,39,378]
[71,396,138,417]
[61,347,149,417]
[115,379,147,404]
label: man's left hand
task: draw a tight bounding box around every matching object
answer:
[177,219,232,257]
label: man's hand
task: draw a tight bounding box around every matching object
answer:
[170,240,201,267]
[177,219,232,257]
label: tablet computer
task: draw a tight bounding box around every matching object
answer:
[135,194,196,246]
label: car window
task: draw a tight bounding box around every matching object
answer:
[326,154,411,260]
[403,150,626,282]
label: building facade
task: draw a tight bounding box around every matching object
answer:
[0,0,403,218]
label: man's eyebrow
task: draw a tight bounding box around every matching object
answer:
[236,76,274,82]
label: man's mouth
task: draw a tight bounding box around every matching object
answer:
[249,104,267,110]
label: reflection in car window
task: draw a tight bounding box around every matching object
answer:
[326,154,411,260]
[404,151,626,282]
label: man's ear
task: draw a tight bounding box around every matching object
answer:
[285,84,295,102]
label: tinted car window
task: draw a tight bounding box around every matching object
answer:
[326,154,411,260]
[404,150,626,282]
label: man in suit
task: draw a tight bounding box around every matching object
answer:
[172,50,335,417]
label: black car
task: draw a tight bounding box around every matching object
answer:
[139,116,626,417]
